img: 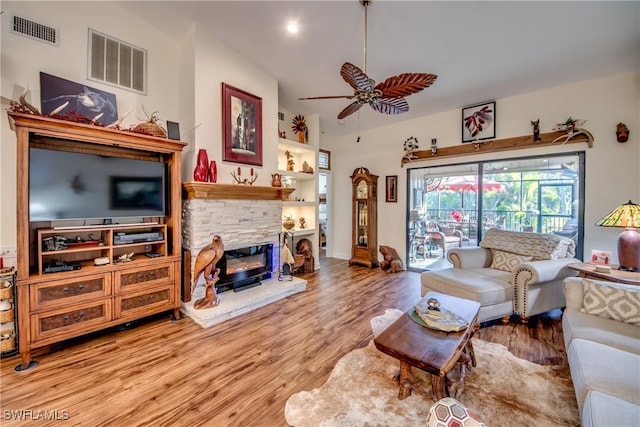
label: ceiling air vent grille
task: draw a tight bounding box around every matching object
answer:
[11,15,59,46]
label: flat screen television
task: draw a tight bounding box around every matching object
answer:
[29,147,167,222]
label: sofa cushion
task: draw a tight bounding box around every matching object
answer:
[421,268,513,306]
[480,228,575,259]
[581,279,640,326]
[582,390,640,427]
[563,307,640,355]
[567,338,640,413]
[489,249,533,272]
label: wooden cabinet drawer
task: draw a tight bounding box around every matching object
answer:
[115,264,173,293]
[30,274,112,310]
[31,299,112,343]
[115,285,175,320]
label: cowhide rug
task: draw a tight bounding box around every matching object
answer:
[285,309,579,427]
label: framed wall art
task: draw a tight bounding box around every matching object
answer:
[222,83,263,166]
[385,175,398,203]
[462,101,496,143]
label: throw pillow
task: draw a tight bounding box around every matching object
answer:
[580,279,640,326]
[490,249,533,272]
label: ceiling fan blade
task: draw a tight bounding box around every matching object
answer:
[376,73,438,98]
[337,101,364,119]
[370,97,409,115]
[298,95,354,100]
[340,62,373,91]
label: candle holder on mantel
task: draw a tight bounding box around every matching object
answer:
[230,168,258,185]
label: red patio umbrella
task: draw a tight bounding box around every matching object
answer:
[440,176,504,208]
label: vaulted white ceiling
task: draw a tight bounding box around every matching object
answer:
[118,1,640,136]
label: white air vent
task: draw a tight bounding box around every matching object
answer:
[11,14,59,46]
[88,29,146,94]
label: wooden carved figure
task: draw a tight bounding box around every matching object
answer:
[531,119,541,141]
[379,245,404,273]
[192,235,225,309]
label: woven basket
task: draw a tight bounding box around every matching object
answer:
[0,282,13,299]
[0,307,14,324]
[134,121,167,138]
[0,330,16,353]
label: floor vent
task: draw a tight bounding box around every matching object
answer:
[11,15,59,46]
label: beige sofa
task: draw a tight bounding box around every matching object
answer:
[421,228,579,322]
[562,277,640,426]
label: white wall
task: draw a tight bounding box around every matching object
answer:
[187,26,279,185]
[323,72,640,264]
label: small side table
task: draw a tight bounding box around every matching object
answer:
[568,263,640,285]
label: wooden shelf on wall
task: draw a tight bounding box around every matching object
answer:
[183,182,295,201]
[401,130,593,166]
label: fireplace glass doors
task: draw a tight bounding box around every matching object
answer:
[214,243,273,292]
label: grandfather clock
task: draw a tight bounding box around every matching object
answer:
[349,167,379,268]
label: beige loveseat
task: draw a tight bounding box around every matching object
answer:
[562,277,640,426]
[421,228,579,322]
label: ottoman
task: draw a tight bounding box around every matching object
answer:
[421,268,514,323]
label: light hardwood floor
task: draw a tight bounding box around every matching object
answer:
[0,258,565,426]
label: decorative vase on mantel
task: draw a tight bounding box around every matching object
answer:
[194,149,208,182]
[209,160,217,183]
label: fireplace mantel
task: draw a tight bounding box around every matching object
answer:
[183,182,295,201]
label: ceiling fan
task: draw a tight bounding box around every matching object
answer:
[299,0,438,120]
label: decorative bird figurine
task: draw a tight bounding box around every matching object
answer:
[192,235,225,309]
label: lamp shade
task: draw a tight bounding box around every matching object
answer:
[595,200,640,272]
[595,200,640,228]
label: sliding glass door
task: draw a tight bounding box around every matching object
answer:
[407,152,584,271]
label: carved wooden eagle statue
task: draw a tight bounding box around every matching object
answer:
[192,235,225,309]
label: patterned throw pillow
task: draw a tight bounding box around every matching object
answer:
[480,228,575,259]
[580,279,640,325]
[490,249,533,272]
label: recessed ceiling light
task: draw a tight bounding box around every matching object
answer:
[287,22,299,34]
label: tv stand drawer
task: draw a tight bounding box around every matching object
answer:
[31,299,113,343]
[115,285,174,320]
[30,273,111,310]
[115,263,174,292]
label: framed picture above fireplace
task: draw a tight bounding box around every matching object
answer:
[222,82,263,166]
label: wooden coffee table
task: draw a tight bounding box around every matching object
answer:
[374,292,481,401]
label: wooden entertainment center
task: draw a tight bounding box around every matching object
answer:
[8,112,186,371]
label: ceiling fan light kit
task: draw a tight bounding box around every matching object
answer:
[299,0,437,119]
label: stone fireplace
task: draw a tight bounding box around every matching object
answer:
[181,183,306,328]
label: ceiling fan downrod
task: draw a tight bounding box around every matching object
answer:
[360,0,370,74]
